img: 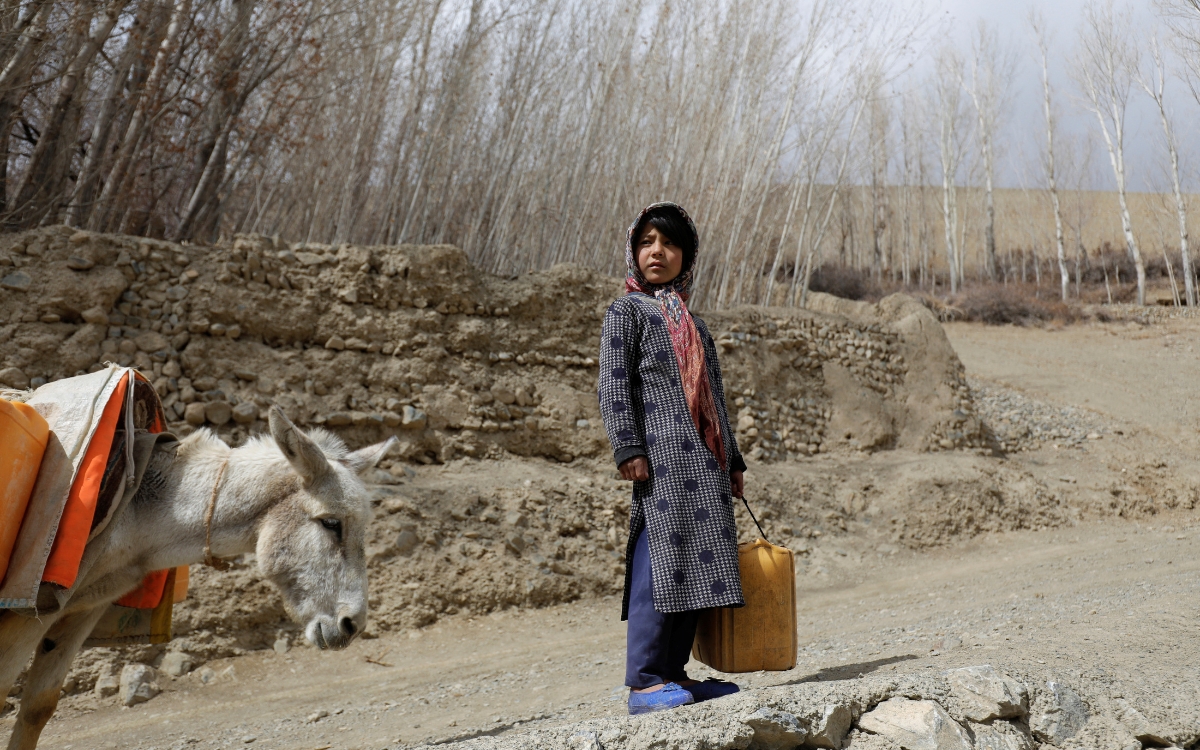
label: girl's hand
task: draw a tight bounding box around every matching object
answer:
[619,456,650,481]
[731,471,744,499]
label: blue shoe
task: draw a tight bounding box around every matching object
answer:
[686,679,740,702]
[627,682,694,715]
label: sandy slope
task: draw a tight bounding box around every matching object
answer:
[14,318,1200,749]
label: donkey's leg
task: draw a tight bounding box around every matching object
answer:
[5,606,105,750]
[0,611,57,711]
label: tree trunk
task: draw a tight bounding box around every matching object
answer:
[90,0,189,232]
[6,2,123,228]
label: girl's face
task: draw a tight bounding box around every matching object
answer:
[636,224,684,285]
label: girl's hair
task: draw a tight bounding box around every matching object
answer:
[633,206,696,272]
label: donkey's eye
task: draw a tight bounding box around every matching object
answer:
[320,518,342,536]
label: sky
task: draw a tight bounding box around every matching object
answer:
[930,0,1196,192]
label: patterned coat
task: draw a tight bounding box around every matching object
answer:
[599,292,747,619]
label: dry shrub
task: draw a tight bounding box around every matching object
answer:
[807,265,882,301]
[949,285,1077,325]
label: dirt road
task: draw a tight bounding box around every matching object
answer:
[16,318,1200,749]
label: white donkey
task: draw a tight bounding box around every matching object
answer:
[0,406,394,750]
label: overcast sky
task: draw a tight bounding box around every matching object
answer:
[929,0,1194,192]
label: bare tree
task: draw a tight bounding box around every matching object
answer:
[933,45,969,293]
[1075,0,1146,305]
[1031,11,1070,301]
[964,21,1016,282]
[1139,35,1193,305]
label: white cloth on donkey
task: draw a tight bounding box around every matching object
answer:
[0,366,136,611]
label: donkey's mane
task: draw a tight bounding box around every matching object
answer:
[176,425,351,462]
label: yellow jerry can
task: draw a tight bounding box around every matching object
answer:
[0,399,50,584]
[692,538,797,673]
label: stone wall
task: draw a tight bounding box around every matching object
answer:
[0,226,987,463]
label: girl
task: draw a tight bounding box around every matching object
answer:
[598,202,747,715]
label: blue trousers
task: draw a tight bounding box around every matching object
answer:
[625,526,700,689]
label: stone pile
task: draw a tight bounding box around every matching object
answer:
[429,665,1183,750]
[969,377,1112,453]
[0,226,983,464]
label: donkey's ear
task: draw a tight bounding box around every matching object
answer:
[345,437,398,476]
[269,406,330,486]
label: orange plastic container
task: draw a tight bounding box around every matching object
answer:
[692,539,797,673]
[0,399,50,584]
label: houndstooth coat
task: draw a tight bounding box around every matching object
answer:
[599,292,747,619]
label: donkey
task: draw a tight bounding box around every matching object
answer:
[0,406,395,750]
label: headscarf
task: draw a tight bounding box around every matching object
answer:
[624,202,727,471]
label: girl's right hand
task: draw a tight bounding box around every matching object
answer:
[619,456,650,481]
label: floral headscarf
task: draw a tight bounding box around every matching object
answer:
[624,202,727,471]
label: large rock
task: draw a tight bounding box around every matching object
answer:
[1029,681,1089,745]
[1112,698,1170,746]
[809,703,853,749]
[0,366,29,389]
[0,270,31,290]
[945,665,1026,721]
[160,651,194,678]
[94,670,119,698]
[135,330,169,352]
[231,401,259,424]
[205,400,232,426]
[858,697,973,750]
[184,401,207,426]
[742,707,808,748]
[119,664,160,706]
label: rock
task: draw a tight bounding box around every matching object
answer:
[326,412,352,426]
[119,664,161,706]
[160,651,194,677]
[1112,698,1169,746]
[743,707,809,748]
[184,402,207,426]
[491,386,517,404]
[737,414,756,431]
[295,252,326,266]
[971,720,1036,750]
[166,285,189,301]
[81,306,109,325]
[273,638,290,655]
[1029,681,1088,744]
[383,410,402,427]
[306,709,329,723]
[66,256,95,270]
[0,366,30,389]
[505,533,527,553]
[325,335,346,350]
[205,401,233,426]
[225,325,241,339]
[94,671,120,698]
[163,360,182,378]
[135,331,169,352]
[809,703,853,749]
[395,529,420,556]
[858,697,973,750]
[566,731,602,750]
[401,404,427,430]
[232,401,259,424]
[505,511,528,527]
[345,337,369,350]
[197,667,216,684]
[233,368,257,381]
[1,270,31,291]
[946,664,1026,720]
